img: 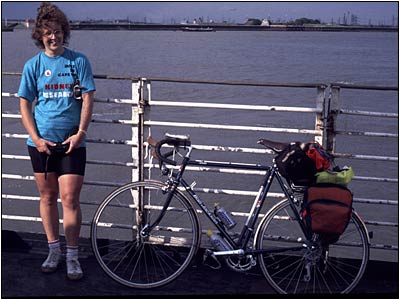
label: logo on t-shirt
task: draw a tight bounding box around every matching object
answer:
[45,70,52,77]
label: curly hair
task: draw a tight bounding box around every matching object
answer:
[31,2,70,49]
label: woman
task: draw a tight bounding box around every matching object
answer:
[18,2,95,280]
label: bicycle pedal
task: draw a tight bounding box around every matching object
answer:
[203,249,222,270]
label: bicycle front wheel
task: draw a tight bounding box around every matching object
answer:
[255,199,369,294]
[91,180,200,289]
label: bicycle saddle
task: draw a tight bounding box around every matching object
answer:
[257,139,289,153]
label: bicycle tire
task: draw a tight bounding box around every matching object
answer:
[255,199,369,294]
[91,180,200,288]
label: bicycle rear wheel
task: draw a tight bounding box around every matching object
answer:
[255,199,369,294]
[91,180,200,288]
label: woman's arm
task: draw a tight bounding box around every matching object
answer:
[65,90,94,154]
[20,97,54,155]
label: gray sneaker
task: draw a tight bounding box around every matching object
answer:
[66,257,83,280]
[41,250,62,273]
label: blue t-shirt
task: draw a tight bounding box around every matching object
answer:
[18,48,96,147]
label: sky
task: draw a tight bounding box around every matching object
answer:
[1,1,398,25]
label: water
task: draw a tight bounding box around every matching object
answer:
[2,30,398,261]
[3,30,398,85]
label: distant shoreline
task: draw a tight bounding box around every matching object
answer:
[68,23,398,32]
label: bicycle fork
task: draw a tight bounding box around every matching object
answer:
[139,180,178,238]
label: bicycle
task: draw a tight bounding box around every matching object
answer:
[91,133,370,294]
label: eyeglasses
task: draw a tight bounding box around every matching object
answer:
[42,30,63,38]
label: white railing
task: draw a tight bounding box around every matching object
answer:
[2,72,398,261]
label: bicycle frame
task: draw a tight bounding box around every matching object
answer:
[141,144,310,255]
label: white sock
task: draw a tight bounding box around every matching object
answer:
[48,240,61,253]
[66,245,79,261]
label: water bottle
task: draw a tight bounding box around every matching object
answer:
[214,203,237,229]
[207,230,231,251]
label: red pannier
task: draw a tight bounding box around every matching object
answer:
[302,183,353,236]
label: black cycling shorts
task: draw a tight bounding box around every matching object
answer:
[28,146,86,177]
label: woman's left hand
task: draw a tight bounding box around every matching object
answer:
[64,131,85,154]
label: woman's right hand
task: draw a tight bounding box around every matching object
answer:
[34,138,56,155]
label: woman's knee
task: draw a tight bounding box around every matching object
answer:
[40,192,58,206]
[61,193,81,211]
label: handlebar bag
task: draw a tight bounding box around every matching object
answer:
[302,183,353,236]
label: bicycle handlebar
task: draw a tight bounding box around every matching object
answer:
[154,136,191,166]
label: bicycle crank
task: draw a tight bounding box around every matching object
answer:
[226,255,257,272]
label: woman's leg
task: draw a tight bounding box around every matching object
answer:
[35,172,60,242]
[58,174,84,247]
[34,172,62,272]
[58,174,84,280]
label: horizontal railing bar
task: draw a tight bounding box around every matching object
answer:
[370,243,398,251]
[3,190,397,206]
[339,109,398,118]
[2,113,21,119]
[93,74,140,80]
[146,77,327,89]
[1,214,91,227]
[146,163,267,175]
[191,144,270,154]
[364,220,398,227]
[2,138,397,161]
[93,97,135,104]
[2,194,99,206]
[145,121,320,135]
[1,154,135,167]
[86,138,135,145]
[1,92,136,105]
[1,174,126,187]
[331,82,398,91]
[90,118,134,125]
[2,71,139,81]
[150,100,320,113]
[4,167,398,186]
[2,92,19,97]
[355,198,398,205]
[2,155,30,160]
[335,130,398,138]
[2,144,397,163]
[333,153,398,162]
[1,133,135,145]
[353,176,397,183]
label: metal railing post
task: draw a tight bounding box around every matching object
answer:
[314,85,327,146]
[131,78,146,236]
[326,84,340,153]
[131,78,148,182]
[131,79,142,182]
